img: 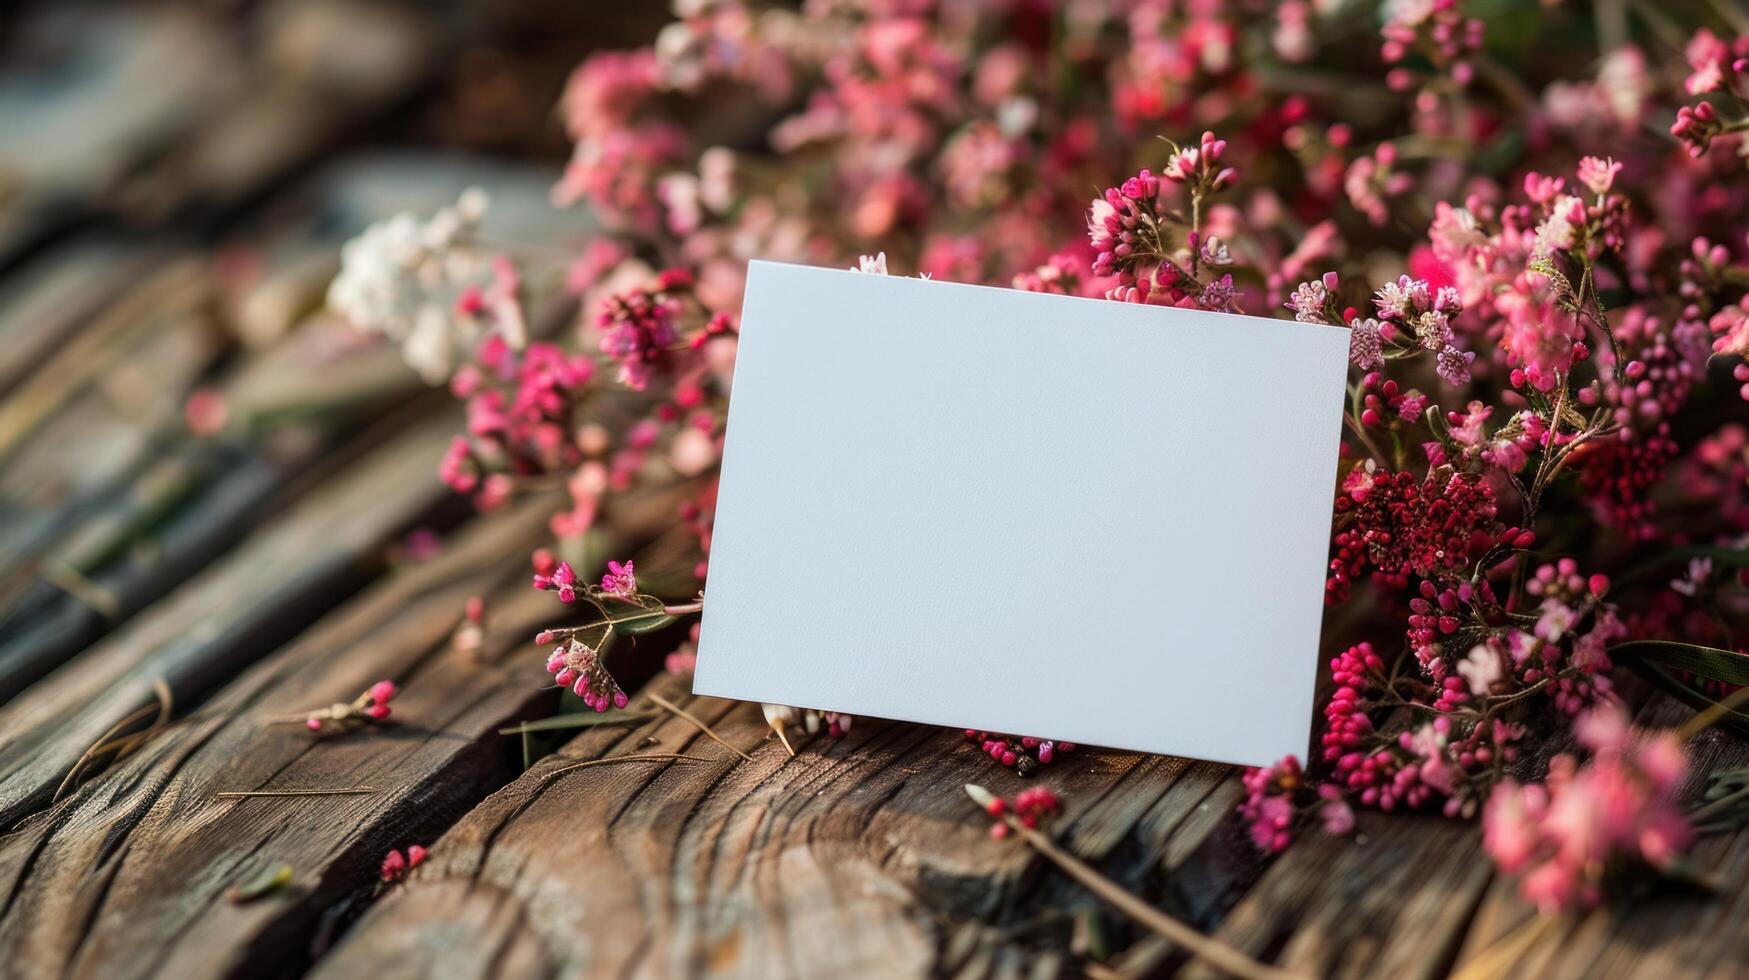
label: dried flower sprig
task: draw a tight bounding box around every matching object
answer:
[542,636,629,712]
[966,784,1296,980]
[531,555,703,713]
[275,680,398,734]
[976,785,1062,840]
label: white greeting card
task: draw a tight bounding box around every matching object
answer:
[692,261,1350,766]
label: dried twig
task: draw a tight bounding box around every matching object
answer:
[965,785,1301,980]
[40,560,122,618]
[541,752,721,781]
[768,713,796,757]
[55,679,173,802]
[647,692,754,762]
[215,788,376,799]
[1677,683,1749,740]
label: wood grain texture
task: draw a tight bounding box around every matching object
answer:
[0,410,461,831]
[313,673,1248,979]
[0,496,558,980]
[1178,812,1489,980]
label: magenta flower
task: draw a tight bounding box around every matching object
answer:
[600,559,638,598]
[545,637,630,713]
[1483,705,1692,916]
[1348,317,1383,369]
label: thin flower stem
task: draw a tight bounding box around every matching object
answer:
[963,786,1299,980]
[215,788,375,799]
[1676,683,1749,740]
[551,600,705,637]
[768,714,797,757]
[1343,413,1388,466]
[541,753,720,780]
[55,678,173,802]
[648,692,755,762]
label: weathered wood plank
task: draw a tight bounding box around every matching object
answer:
[0,158,580,701]
[0,6,241,266]
[1177,812,1489,979]
[107,0,438,228]
[0,496,557,980]
[0,239,159,399]
[0,409,462,831]
[314,673,1248,979]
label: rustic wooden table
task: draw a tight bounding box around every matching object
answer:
[0,5,1745,978]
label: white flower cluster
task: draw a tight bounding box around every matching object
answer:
[327,188,492,384]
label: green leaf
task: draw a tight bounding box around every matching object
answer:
[616,612,676,635]
[226,863,294,904]
[606,601,677,636]
[1610,640,1749,736]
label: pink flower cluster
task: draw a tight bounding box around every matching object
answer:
[299,680,398,734]
[1240,756,1353,853]
[982,785,1063,840]
[597,271,690,390]
[1483,706,1691,915]
[543,636,630,713]
[441,338,595,509]
[1085,134,1240,309]
[326,3,1749,857]
[963,729,1075,777]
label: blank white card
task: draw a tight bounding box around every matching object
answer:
[693,261,1350,767]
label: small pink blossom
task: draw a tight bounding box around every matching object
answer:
[380,844,428,883]
[600,560,638,598]
[1349,317,1383,369]
[1576,156,1622,196]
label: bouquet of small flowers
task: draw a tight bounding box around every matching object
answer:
[328,0,1749,917]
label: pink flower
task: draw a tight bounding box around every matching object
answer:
[598,278,685,390]
[1163,131,1239,192]
[544,636,629,712]
[1435,344,1475,385]
[600,559,638,598]
[1087,170,1161,278]
[366,680,397,721]
[533,560,580,604]
[1240,756,1306,853]
[1682,28,1748,96]
[980,786,1064,840]
[1498,272,1581,391]
[1482,705,1692,916]
[380,844,428,883]
[1456,644,1503,696]
[1348,317,1383,369]
[1288,272,1340,324]
[1576,156,1622,196]
[1317,784,1356,836]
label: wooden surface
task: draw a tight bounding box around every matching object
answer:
[0,4,1746,978]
